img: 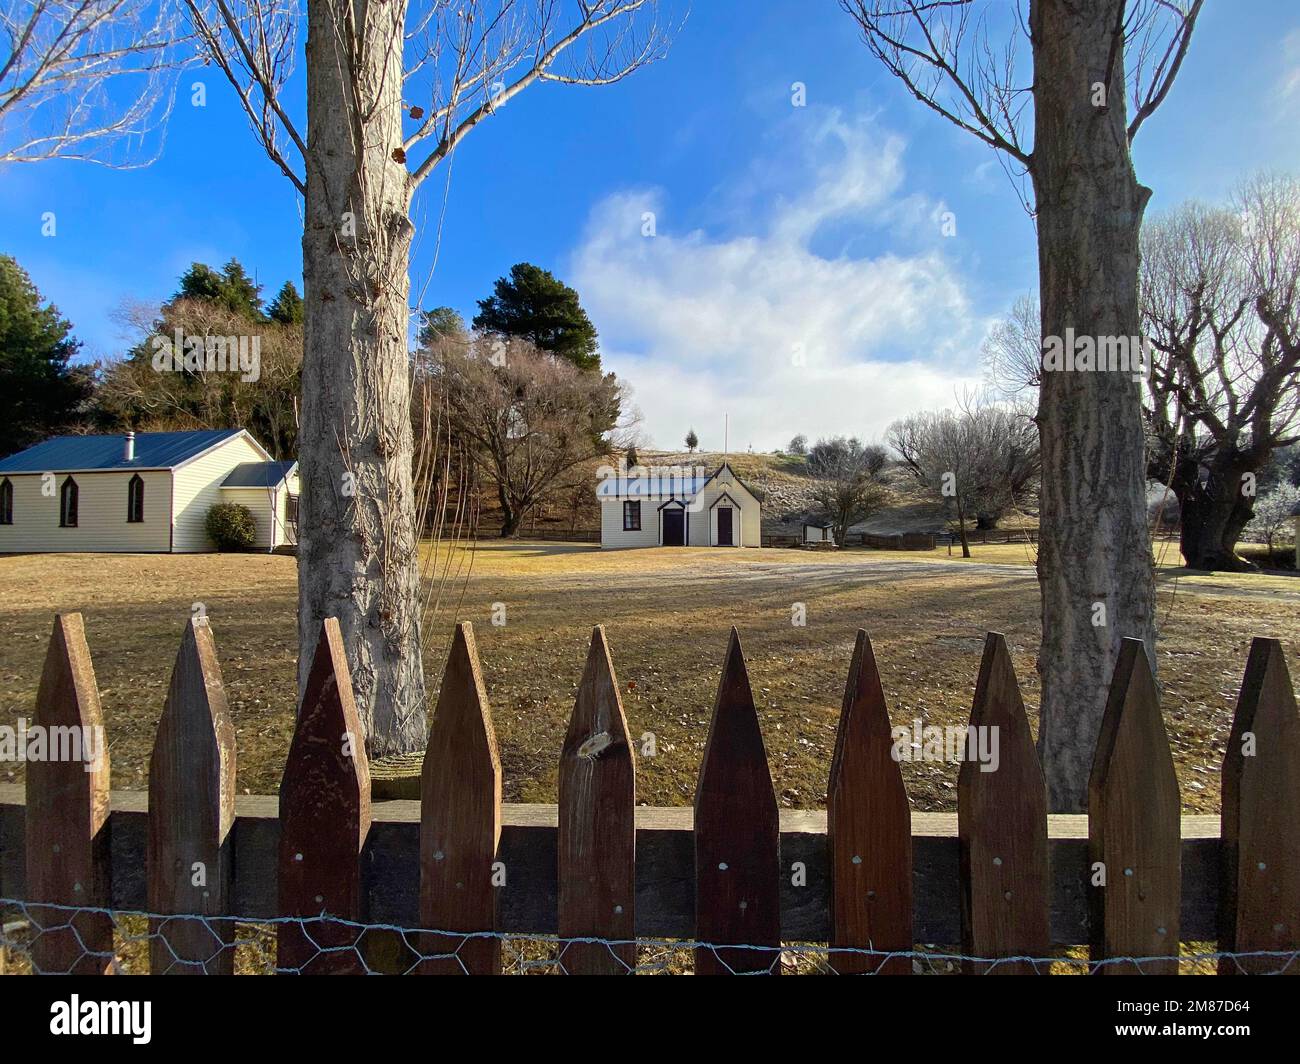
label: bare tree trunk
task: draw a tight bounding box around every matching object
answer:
[1177,451,1257,571]
[955,496,971,558]
[1032,0,1156,811]
[297,0,426,756]
[498,480,521,538]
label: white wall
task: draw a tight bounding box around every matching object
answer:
[688,467,761,547]
[0,470,171,553]
[220,487,280,550]
[277,469,299,547]
[171,434,268,552]
[600,497,662,548]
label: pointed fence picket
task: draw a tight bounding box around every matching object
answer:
[557,626,636,974]
[4,616,1298,977]
[1089,638,1182,975]
[1219,638,1300,975]
[693,628,782,974]
[277,619,372,974]
[146,617,237,974]
[23,613,112,975]
[827,630,912,975]
[419,622,502,975]
[958,633,1050,974]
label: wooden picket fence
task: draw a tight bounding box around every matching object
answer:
[0,612,1298,974]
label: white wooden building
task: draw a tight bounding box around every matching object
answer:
[597,462,762,549]
[803,520,835,545]
[0,429,298,553]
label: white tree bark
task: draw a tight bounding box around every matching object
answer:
[297,0,426,755]
[1030,0,1156,811]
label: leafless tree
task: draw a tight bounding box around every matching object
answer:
[181,0,673,755]
[983,292,1040,398]
[0,0,185,166]
[435,333,625,538]
[807,439,889,547]
[888,399,1039,556]
[99,296,303,456]
[842,0,1202,810]
[1245,483,1299,562]
[1141,175,1300,571]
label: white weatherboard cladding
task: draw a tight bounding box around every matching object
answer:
[171,435,268,551]
[222,466,299,550]
[0,470,171,553]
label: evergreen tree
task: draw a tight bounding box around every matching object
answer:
[174,258,264,320]
[685,428,699,453]
[267,281,305,325]
[473,263,600,370]
[0,256,92,456]
[418,306,466,346]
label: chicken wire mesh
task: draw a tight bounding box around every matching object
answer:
[3,898,1297,975]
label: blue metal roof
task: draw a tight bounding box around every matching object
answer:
[596,473,713,499]
[221,461,296,488]
[0,430,244,473]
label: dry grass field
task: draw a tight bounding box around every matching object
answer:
[1,541,1297,814]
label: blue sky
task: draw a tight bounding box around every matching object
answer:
[3,0,1299,450]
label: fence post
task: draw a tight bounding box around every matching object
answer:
[277,618,372,974]
[1219,638,1300,975]
[694,628,781,974]
[147,617,237,974]
[958,633,1049,973]
[558,626,636,974]
[24,613,112,975]
[827,630,911,974]
[1089,637,1181,974]
[420,622,502,975]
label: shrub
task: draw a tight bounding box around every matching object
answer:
[206,502,257,551]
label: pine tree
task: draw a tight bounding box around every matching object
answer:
[267,281,305,325]
[0,256,91,456]
[173,258,264,320]
[473,263,600,370]
[685,428,699,453]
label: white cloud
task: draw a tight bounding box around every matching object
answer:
[1282,29,1300,101]
[569,109,988,451]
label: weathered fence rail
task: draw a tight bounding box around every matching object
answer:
[0,612,1296,974]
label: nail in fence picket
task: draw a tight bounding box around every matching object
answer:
[694,628,781,974]
[419,622,502,975]
[24,613,113,975]
[147,617,237,974]
[557,626,636,974]
[277,619,372,974]
[1089,637,1181,974]
[958,633,1050,974]
[1219,638,1300,975]
[827,630,912,974]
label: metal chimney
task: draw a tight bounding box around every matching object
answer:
[124,431,136,462]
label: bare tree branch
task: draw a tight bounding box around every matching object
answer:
[0,0,186,166]
[1125,0,1202,142]
[405,0,673,187]
[183,0,305,192]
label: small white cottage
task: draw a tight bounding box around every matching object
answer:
[597,461,762,549]
[803,520,835,545]
[0,429,298,553]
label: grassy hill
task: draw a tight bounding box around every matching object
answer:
[475,448,1039,539]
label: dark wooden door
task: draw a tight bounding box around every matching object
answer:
[717,507,734,546]
[662,509,685,546]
